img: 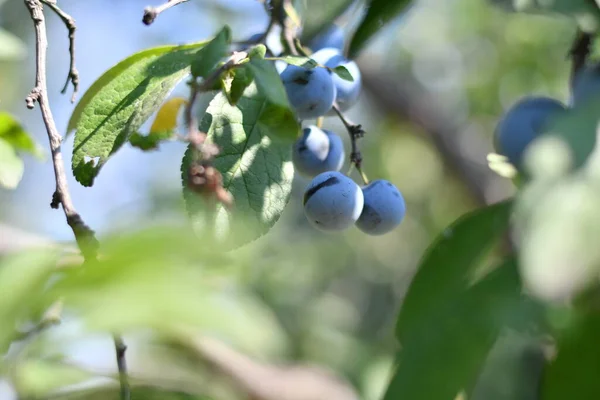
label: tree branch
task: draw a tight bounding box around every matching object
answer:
[359,65,493,205]
[23,1,129,399]
[142,0,190,25]
[331,104,369,184]
[113,335,131,400]
[40,0,79,102]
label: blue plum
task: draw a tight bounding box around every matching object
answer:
[292,126,345,177]
[356,180,406,235]
[572,64,600,107]
[309,24,345,52]
[303,171,364,232]
[311,48,361,112]
[494,96,567,169]
[280,65,336,119]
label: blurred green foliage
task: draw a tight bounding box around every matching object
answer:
[3,0,600,399]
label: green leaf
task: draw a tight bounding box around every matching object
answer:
[13,360,93,399]
[223,67,254,106]
[0,250,58,352]
[396,200,513,340]
[190,26,231,78]
[129,131,174,151]
[267,55,318,68]
[246,57,292,108]
[348,0,413,58]
[384,259,527,400]
[0,112,43,158]
[470,332,546,400]
[181,83,298,248]
[46,385,208,400]
[299,0,356,43]
[490,0,600,31]
[248,44,267,59]
[331,65,354,82]
[0,28,26,61]
[542,311,600,400]
[0,138,24,189]
[68,41,207,187]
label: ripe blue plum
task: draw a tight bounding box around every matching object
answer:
[309,24,345,52]
[356,180,406,235]
[303,171,364,232]
[494,96,566,169]
[572,64,600,107]
[311,48,361,112]
[280,65,336,119]
[292,126,345,177]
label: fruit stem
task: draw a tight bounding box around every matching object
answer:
[316,116,324,128]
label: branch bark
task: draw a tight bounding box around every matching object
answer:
[142,0,190,25]
[359,65,496,205]
[23,1,129,399]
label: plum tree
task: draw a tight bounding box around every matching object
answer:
[311,48,361,112]
[303,171,364,232]
[355,180,406,235]
[280,65,336,119]
[309,24,345,52]
[494,96,566,170]
[292,126,345,177]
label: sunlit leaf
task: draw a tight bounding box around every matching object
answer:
[181,83,297,248]
[68,41,207,186]
[149,97,188,134]
[191,26,231,78]
[0,112,43,158]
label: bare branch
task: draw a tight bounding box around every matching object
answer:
[24,1,128,399]
[113,335,131,400]
[142,0,189,25]
[40,0,79,102]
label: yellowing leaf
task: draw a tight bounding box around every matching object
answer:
[150,97,188,134]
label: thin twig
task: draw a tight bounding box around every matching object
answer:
[569,29,593,93]
[273,0,299,55]
[23,0,98,259]
[331,104,368,184]
[40,0,79,102]
[142,0,189,25]
[113,335,131,400]
[24,2,129,399]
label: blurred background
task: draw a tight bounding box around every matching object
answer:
[0,0,578,398]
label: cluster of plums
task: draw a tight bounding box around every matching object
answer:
[270,24,406,235]
[494,64,600,172]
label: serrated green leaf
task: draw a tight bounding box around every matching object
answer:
[542,311,600,399]
[246,57,292,108]
[191,26,231,78]
[332,65,354,82]
[299,0,356,43]
[0,112,43,158]
[385,259,528,400]
[348,0,413,58]
[267,55,317,68]
[0,138,24,189]
[68,41,207,187]
[181,83,298,248]
[396,200,513,340]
